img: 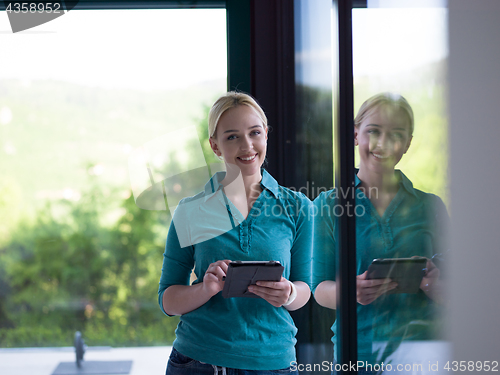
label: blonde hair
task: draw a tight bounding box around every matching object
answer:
[208,91,268,139]
[354,93,414,135]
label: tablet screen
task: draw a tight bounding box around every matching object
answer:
[221,261,284,298]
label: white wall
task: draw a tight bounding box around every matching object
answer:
[449,0,500,363]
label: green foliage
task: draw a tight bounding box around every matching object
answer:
[0,66,450,349]
[0,176,23,247]
[0,183,177,348]
[82,318,178,347]
[0,79,223,348]
[0,319,178,348]
[0,326,69,348]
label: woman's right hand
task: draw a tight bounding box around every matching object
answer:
[202,260,231,297]
[163,259,231,316]
[356,271,398,305]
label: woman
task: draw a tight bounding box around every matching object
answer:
[313,93,448,373]
[158,92,312,374]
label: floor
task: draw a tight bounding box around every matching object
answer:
[0,345,172,375]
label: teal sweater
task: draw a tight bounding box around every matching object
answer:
[158,169,313,370]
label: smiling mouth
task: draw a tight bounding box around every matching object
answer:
[238,154,257,162]
[371,152,390,159]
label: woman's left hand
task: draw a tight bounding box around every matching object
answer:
[247,277,292,307]
[420,259,440,293]
[418,258,448,304]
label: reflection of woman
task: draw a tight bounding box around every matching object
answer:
[158,92,312,374]
[313,93,448,373]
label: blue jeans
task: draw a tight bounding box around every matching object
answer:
[166,347,298,375]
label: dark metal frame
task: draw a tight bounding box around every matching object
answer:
[226,0,251,93]
[333,0,357,372]
[226,0,297,187]
[249,0,296,186]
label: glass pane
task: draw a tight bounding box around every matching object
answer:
[295,0,335,191]
[294,0,336,373]
[0,8,226,374]
[351,1,450,373]
[353,2,448,201]
[312,1,450,374]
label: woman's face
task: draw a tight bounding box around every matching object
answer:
[209,105,267,178]
[355,106,412,174]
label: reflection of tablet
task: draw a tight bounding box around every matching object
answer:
[221,261,284,298]
[366,257,427,294]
